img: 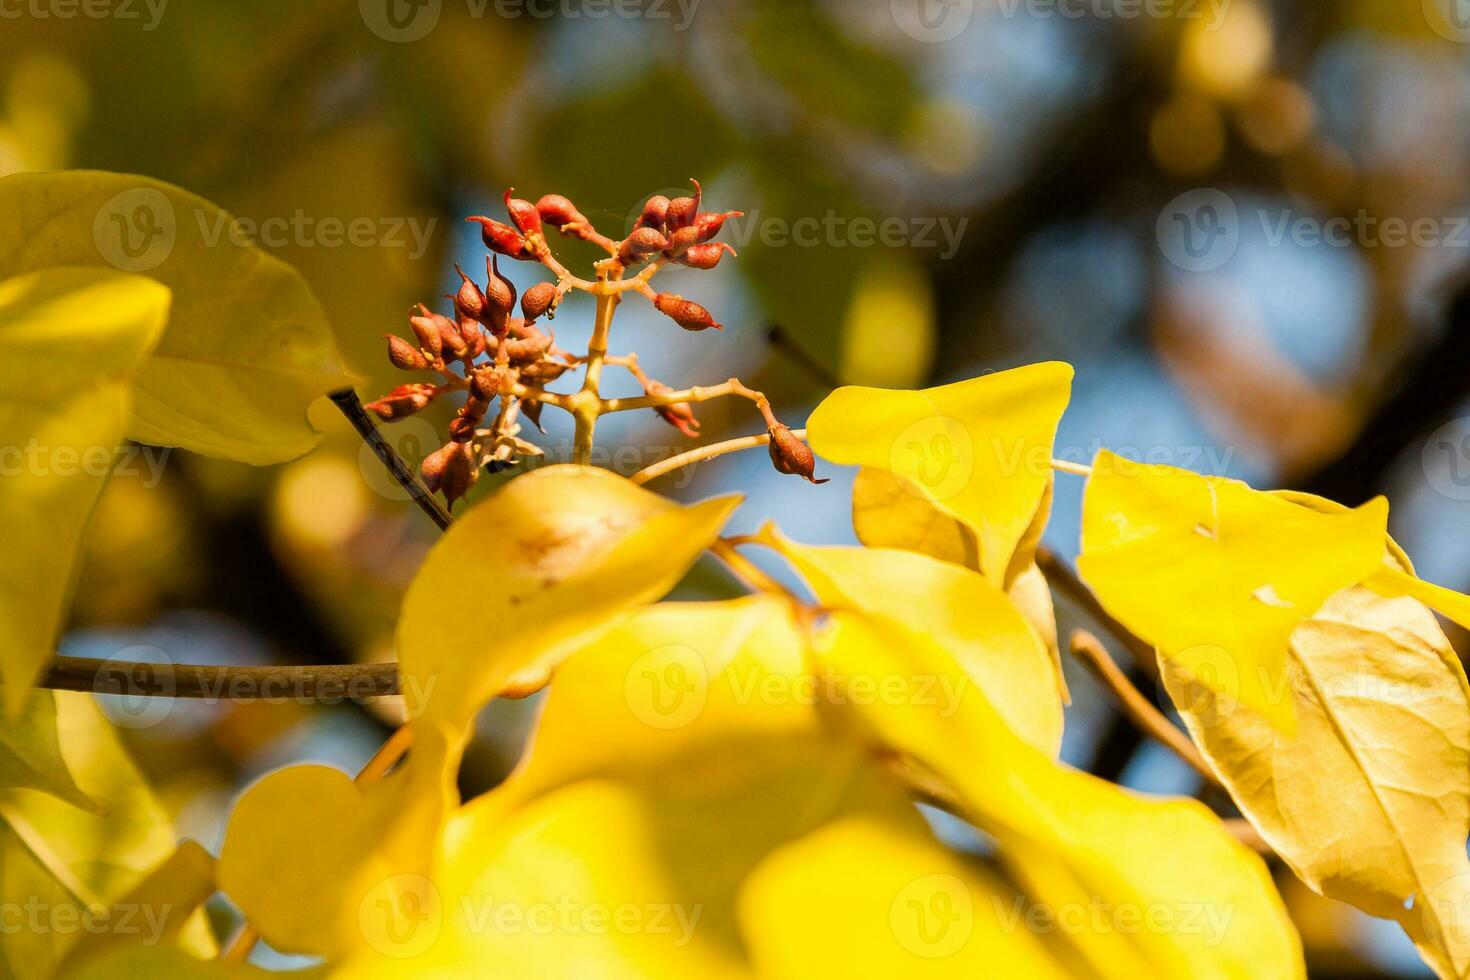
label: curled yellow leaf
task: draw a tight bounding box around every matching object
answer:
[808,362,1072,583]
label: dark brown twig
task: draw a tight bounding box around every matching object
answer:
[329,387,454,532]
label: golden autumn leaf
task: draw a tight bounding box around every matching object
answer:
[1162,584,1470,980]
[216,721,462,960]
[850,468,1065,697]
[808,361,1072,583]
[817,612,1305,978]
[332,597,1081,977]
[1078,449,1389,731]
[396,465,741,726]
[0,171,348,464]
[0,267,168,714]
[0,691,101,813]
[762,530,1064,756]
[739,813,1074,978]
[0,694,217,970]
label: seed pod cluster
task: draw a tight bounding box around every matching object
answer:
[367,182,821,506]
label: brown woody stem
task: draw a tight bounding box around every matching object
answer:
[1068,630,1219,788]
[330,388,452,532]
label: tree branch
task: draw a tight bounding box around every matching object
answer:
[38,657,399,701]
[329,387,453,532]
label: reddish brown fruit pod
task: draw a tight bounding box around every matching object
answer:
[665,178,703,231]
[385,334,429,371]
[635,195,671,231]
[482,255,515,335]
[653,293,722,331]
[467,216,529,258]
[365,383,436,421]
[448,415,478,443]
[535,194,588,229]
[679,242,737,270]
[422,442,478,507]
[618,227,671,264]
[663,225,700,258]
[408,310,444,358]
[768,424,827,484]
[521,281,558,321]
[470,366,502,401]
[453,264,487,322]
[695,210,743,243]
[504,188,543,236]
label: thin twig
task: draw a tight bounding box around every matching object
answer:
[330,388,453,532]
[631,429,806,486]
[1068,630,1219,788]
[38,658,398,701]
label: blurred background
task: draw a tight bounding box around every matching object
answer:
[6,0,1470,973]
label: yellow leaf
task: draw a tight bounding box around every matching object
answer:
[56,840,217,975]
[0,171,348,464]
[761,530,1064,756]
[808,362,1072,583]
[1367,566,1470,638]
[0,691,101,813]
[0,694,217,966]
[217,721,462,960]
[0,267,168,713]
[818,612,1305,978]
[396,465,741,726]
[851,465,976,567]
[739,812,1074,978]
[838,255,936,389]
[850,468,1066,701]
[1077,449,1389,731]
[487,596,817,811]
[1163,579,1470,980]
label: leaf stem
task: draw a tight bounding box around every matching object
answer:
[1067,630,1219,788]
[631,429,806,486]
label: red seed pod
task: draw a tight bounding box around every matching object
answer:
[519,359,570,382]
[618,227,671,263]
[411,305,466,358]
[505,328,552,364]
[641,381,700,438]
[665,178,703,231]
[453,264,487,322]
[521,281,558,321]
[470,366,502,401]
[408,309,444,358]
[695,210,743,243]
[503,187,543,236]
[386,334,429,371]
[653,293,722,331]
[448,415,477,442]
[422,441,478,506]
[535,193,588,229]
[663,225,700,258]
[635,195,671,231]
[678,242,737,270]
[365,383,436,421]
[461,324,486,360]
[466,216,529,258]
[768,424,827,484]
